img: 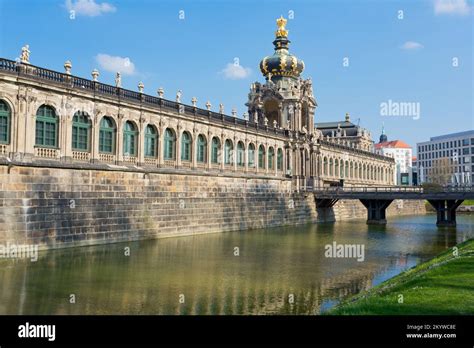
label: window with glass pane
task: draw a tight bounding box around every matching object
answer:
[0,100,10,144]
[181,132,191,161]
[145,125,157,157]
[72,112,91,151]
[164,128,175,160]
[237,142,244,166]
[277,149,283,170]
[225,140,233,164]
[123,121,137,156]
[197,135,206,162]
[268,148,274,169]
[211,137,219,164]
[35,105,58,147]
[258,145,265,168]
[248,144,255,167]
[99,117,115,153]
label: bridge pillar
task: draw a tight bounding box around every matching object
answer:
[360,199,393,225]
[427,199,463,227]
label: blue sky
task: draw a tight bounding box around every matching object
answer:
[0,0,472,152]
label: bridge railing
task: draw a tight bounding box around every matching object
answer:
[311,185,473,194]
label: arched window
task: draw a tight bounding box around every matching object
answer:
[335,160,339,178]
[248,143,255,168]
[123,121,138,156]
[224,139,233,165]
[323,157,328,175]
[181,131,191,161]
[0,100,11,144]
[258,145,265,169]
[237,142,245,166]
[340,160,344,178]
[268,147,275,170]
[211,137,220,164]
[35,105,58,147]
[72,111,91,151]
[144,125,158,157]
[277,148,283,171]
[164,128,176,160]
[345,161,349,178]
[197,134,207,163]
[99,116,116,153]
[329,159,333,176]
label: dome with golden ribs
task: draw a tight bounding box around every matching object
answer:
[259,16,305,80]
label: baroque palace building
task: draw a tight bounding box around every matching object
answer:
[0,17,394,191]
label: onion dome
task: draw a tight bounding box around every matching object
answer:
[259,16,305,80]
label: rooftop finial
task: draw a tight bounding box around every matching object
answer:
[275,16,288,37]
[345,112,350,122]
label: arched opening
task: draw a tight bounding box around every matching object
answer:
[144,124,158,158]
[248,143,255,168]
[123,121,138,156]
[197,134,207,163]
[277,148,283,171]
[72,111,91,151]
[258,145,265,169]
[263,99,280,127]
[99,116,116,154]
[268,147,275,170]
[0,100,11,144]
[237,142,245,166]
[36,105,58,147]
[181,131,192,161]
[211,137,220,164]
[301,101,309,129]
[164,128,176,160]
[224,139,233,165]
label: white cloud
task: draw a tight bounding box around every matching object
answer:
[400,41,424,50]
[65,0,116,17]
[95,54,135,75]
[220,63,251,80]
[434,0,472,15]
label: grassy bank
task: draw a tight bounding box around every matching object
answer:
[328,239,474,315]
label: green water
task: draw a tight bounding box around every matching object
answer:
[0,214,473,315]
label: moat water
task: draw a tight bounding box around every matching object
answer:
[0,214,473,315]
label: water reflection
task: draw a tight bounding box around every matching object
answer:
[0,214,472,315]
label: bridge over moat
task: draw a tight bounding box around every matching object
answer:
[311,186,474,226]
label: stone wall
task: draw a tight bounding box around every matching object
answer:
[0,164,425,250]
[0,164,318,250]
[318,199,426,222]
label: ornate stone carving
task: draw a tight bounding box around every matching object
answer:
[157,87,164,98]
[91,69,99,81]
[64,60,72,75]
[115,72,122,88]
[20,44,30,64]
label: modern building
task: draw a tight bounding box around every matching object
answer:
[411,156,418,186]
[417,130,474,185]
[375,127,413,185]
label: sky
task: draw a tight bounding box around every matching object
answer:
[0,0,472,152]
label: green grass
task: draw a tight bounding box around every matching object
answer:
[462,200,474,206]
[328,239,474,315]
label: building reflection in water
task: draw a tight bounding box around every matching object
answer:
[0,215,472,315]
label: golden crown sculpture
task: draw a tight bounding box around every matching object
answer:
[275,15,288,37]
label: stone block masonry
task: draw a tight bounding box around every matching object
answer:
[0,164,318,250]
[0,164,425,250]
